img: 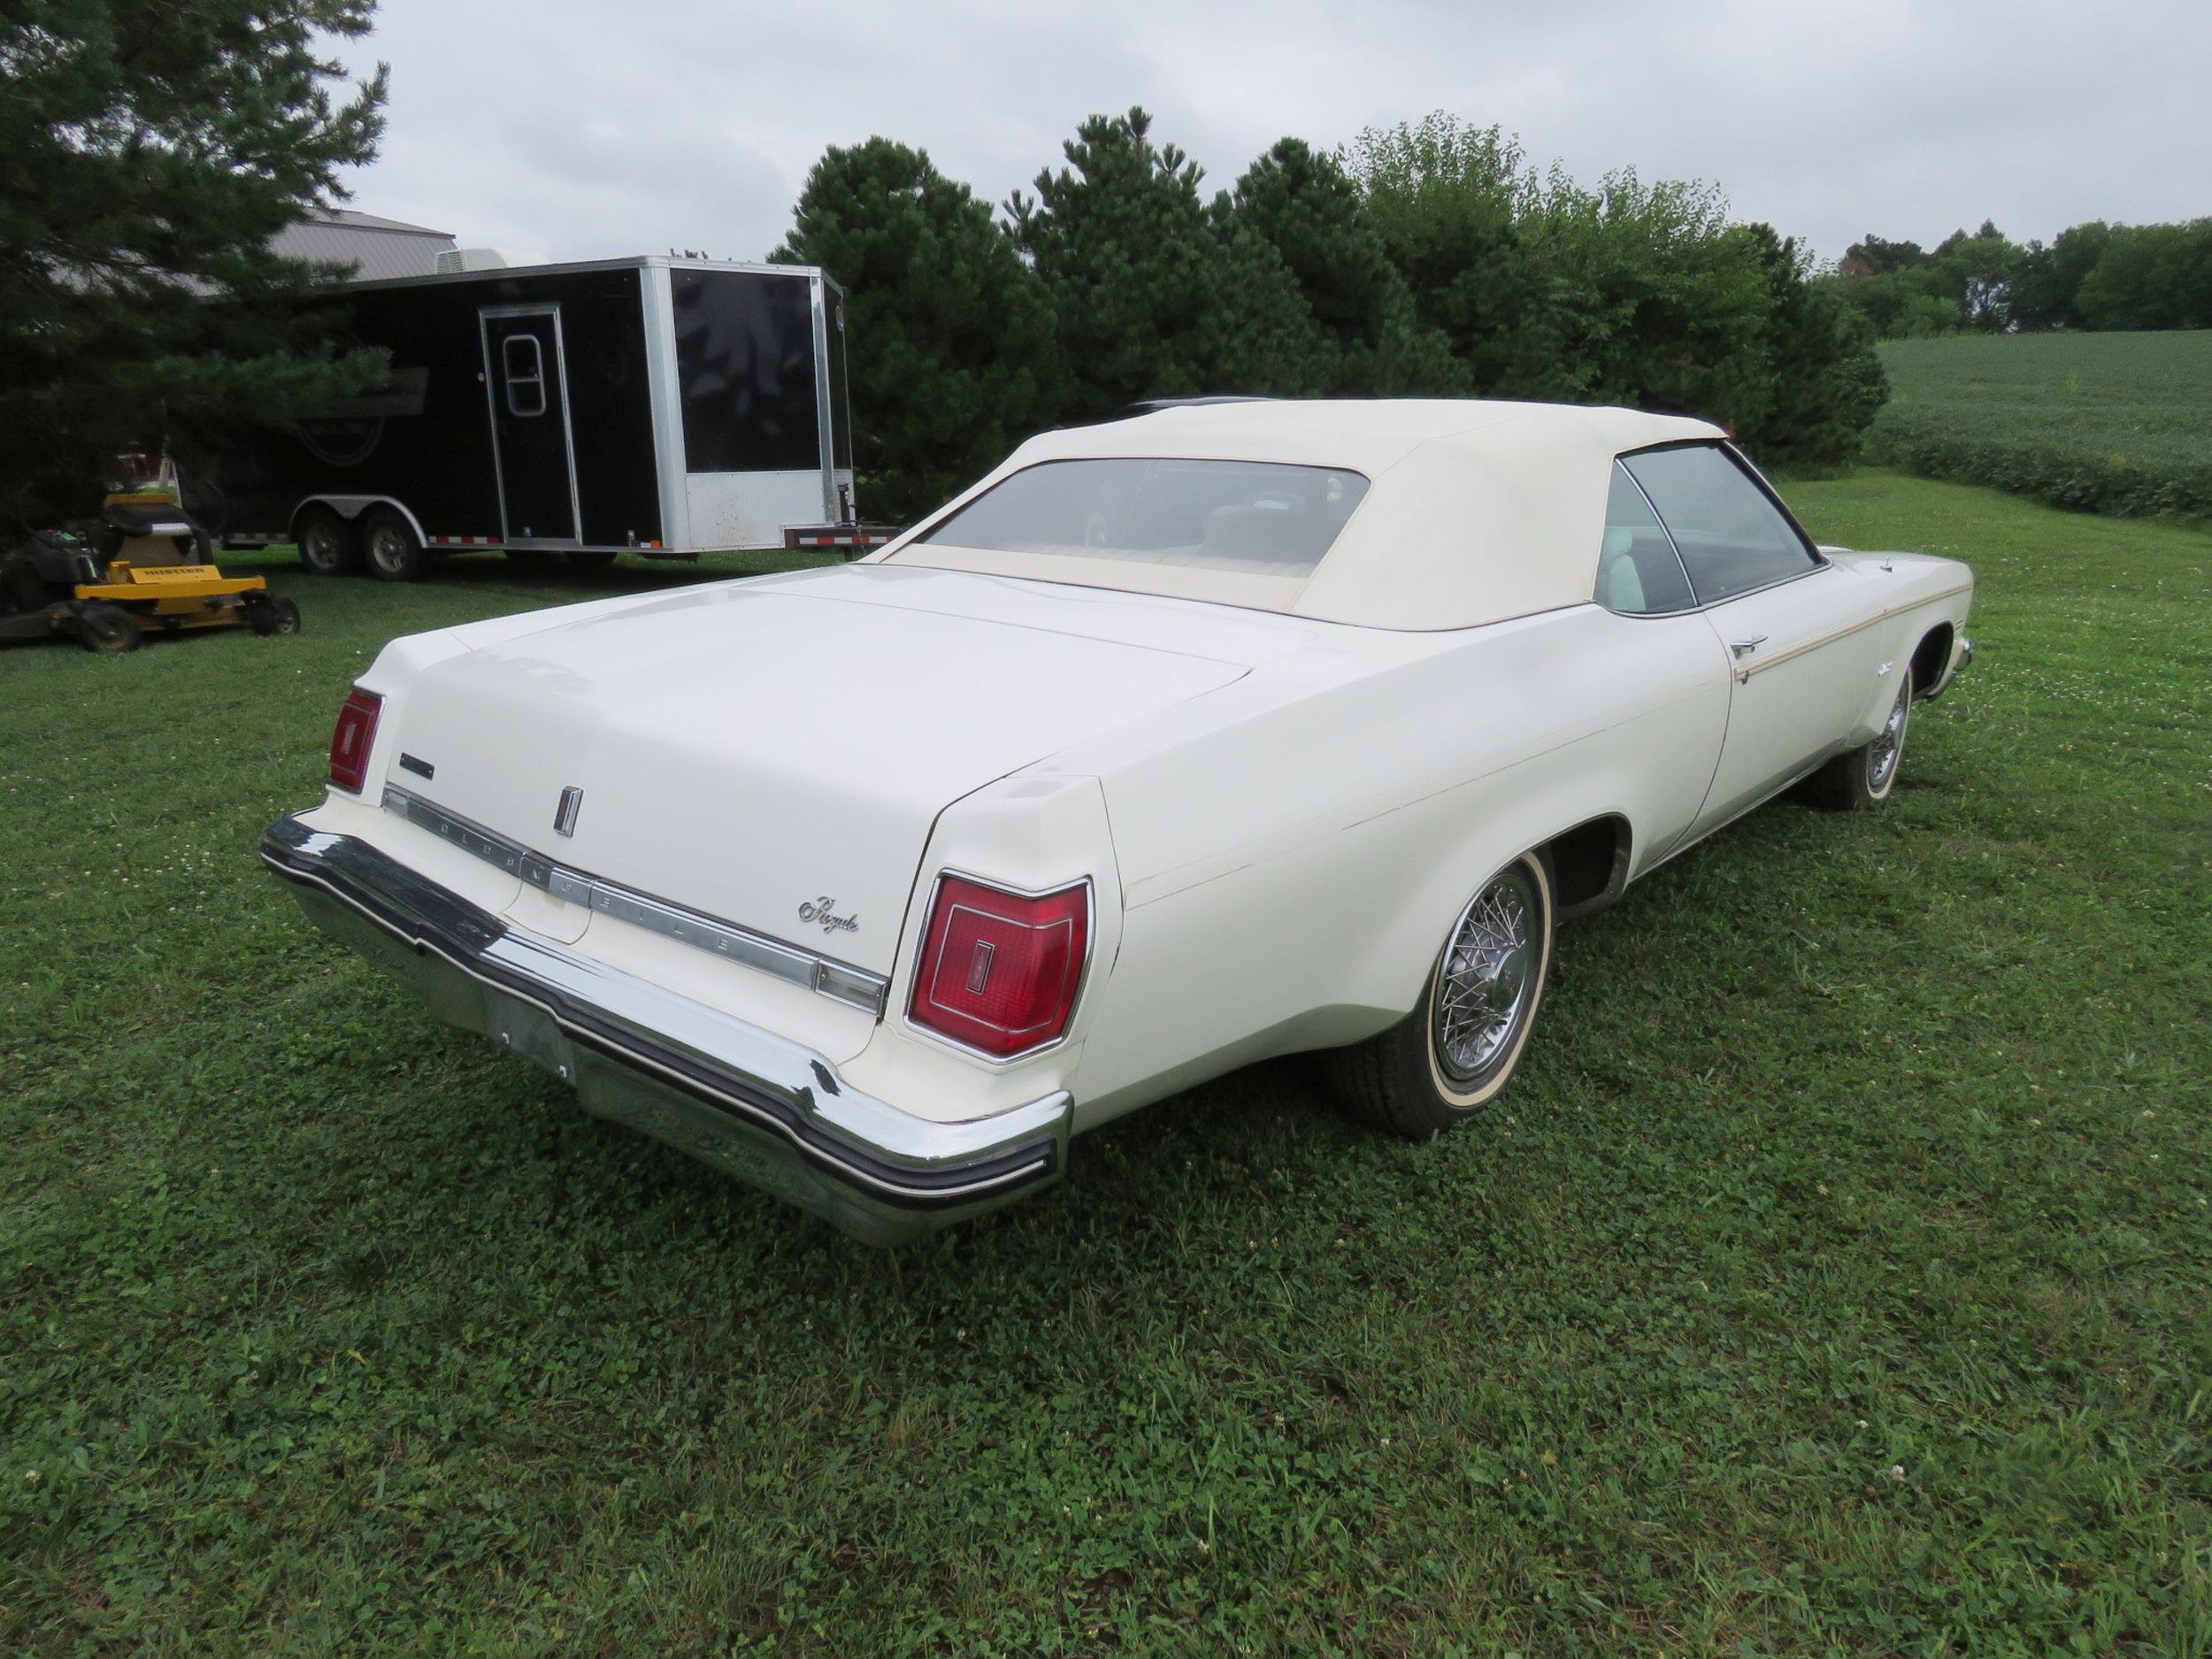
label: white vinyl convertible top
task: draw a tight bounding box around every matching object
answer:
[875,398,1725,631]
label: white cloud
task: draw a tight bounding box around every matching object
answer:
[332,0,2212,266]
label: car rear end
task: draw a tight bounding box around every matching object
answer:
[260,576,1209,1242]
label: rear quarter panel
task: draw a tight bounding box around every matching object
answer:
[1049,604,1734,1126]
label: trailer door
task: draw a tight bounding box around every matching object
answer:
[479,306,581,543]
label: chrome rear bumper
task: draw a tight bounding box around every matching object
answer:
[261,815,1071,1243]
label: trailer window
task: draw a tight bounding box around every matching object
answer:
[672,271,822,473]
[502,334,546,417]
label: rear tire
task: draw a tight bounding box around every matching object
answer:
[1323,850,1555,1139]
[361,509,429,582]
[296,509,360,576]
[1801,669,1913,811]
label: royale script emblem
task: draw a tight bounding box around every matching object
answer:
[798,896,859,935]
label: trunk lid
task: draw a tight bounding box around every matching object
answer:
[383,572,1252,975]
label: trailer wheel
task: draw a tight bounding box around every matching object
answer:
[361,509,430,582]
[296,509,361,576]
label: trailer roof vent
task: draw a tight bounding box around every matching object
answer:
[434,247,511,273]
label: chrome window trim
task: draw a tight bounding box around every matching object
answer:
[380,785,889,1016]
[1594,459,1701,618]
[1611,440,1831,613]
[901,868,1098,1069]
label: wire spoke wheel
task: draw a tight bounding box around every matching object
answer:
[1866,678,1909,795]
[1432,866,1539,1084]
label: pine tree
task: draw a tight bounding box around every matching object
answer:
[1010,107,1326,420]
[1227,138,1458,396]
[773,137,1057,522]
[0,0,388,514]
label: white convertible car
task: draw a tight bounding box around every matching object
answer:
[264,400,1974,1241]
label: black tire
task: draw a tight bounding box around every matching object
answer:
[246,593,302,635]
[1800,669,1913,811]
[1323,849,1555,1139]
[296,509,360,576]
[1,559,50,617]
[361,508,429,582]
[74,603,142,654]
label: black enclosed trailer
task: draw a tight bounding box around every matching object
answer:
[205,257,892,579]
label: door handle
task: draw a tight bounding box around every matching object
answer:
[1730,634,1768,659]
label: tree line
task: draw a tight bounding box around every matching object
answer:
[1838,218,2212,339]
[773,110,1886,522]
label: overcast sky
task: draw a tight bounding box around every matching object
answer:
[332,0,2209,269]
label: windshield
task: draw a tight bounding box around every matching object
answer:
[911,457,1371,579]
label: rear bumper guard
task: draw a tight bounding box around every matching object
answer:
[260,815,1071,1243]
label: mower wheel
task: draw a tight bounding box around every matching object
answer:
[247,594,303,635]
[361,508,430,582]
[297,508,361,575]
[74,603,142,654]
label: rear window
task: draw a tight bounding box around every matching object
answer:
[913,458,1371,579]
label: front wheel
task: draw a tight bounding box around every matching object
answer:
[1323,850,1555,1139]
[246,593,302,635]
[1800,669,1912,811]
[296,509,360,576]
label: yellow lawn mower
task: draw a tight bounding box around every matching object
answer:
[1,458,300,653]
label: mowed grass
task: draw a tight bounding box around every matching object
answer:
[3,482,2209,1656]
[1873,329,2212,519]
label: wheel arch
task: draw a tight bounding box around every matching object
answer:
[1540,812,1633,921]
[288,495,426,546]
[1909,622,1955,701]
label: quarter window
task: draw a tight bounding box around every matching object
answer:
[1619,444,1817,605]
[502,334,546,418]
[1595,463,1695,614]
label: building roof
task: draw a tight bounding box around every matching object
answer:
[881,399,1725,631]
[270,208,458,281]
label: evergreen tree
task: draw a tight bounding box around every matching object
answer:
[773,137,1057,521]
[0,0,388,514]
[1010,107,1326,420]
[1227,138,1459,396]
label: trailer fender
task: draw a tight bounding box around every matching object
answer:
[289,495,429,548]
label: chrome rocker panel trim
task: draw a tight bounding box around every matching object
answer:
[261,814,1071,1244]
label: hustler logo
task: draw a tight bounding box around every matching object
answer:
[798,896,859,935]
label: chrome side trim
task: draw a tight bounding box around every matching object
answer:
[381,785,890,1016]
[1735,582,1978,683]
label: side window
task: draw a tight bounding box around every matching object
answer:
[502,334,546,417]
[1620,444,1818,605]
[1595,463,1695,614]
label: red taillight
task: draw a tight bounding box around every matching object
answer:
[328,688,382,793]
[909,874,1089,1059]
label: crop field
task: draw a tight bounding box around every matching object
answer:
[1872,328,2212,520]
[3,475,2209,1655]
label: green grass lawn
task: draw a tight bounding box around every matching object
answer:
[1874,329,2212,519]
[3,483,2209,1656]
